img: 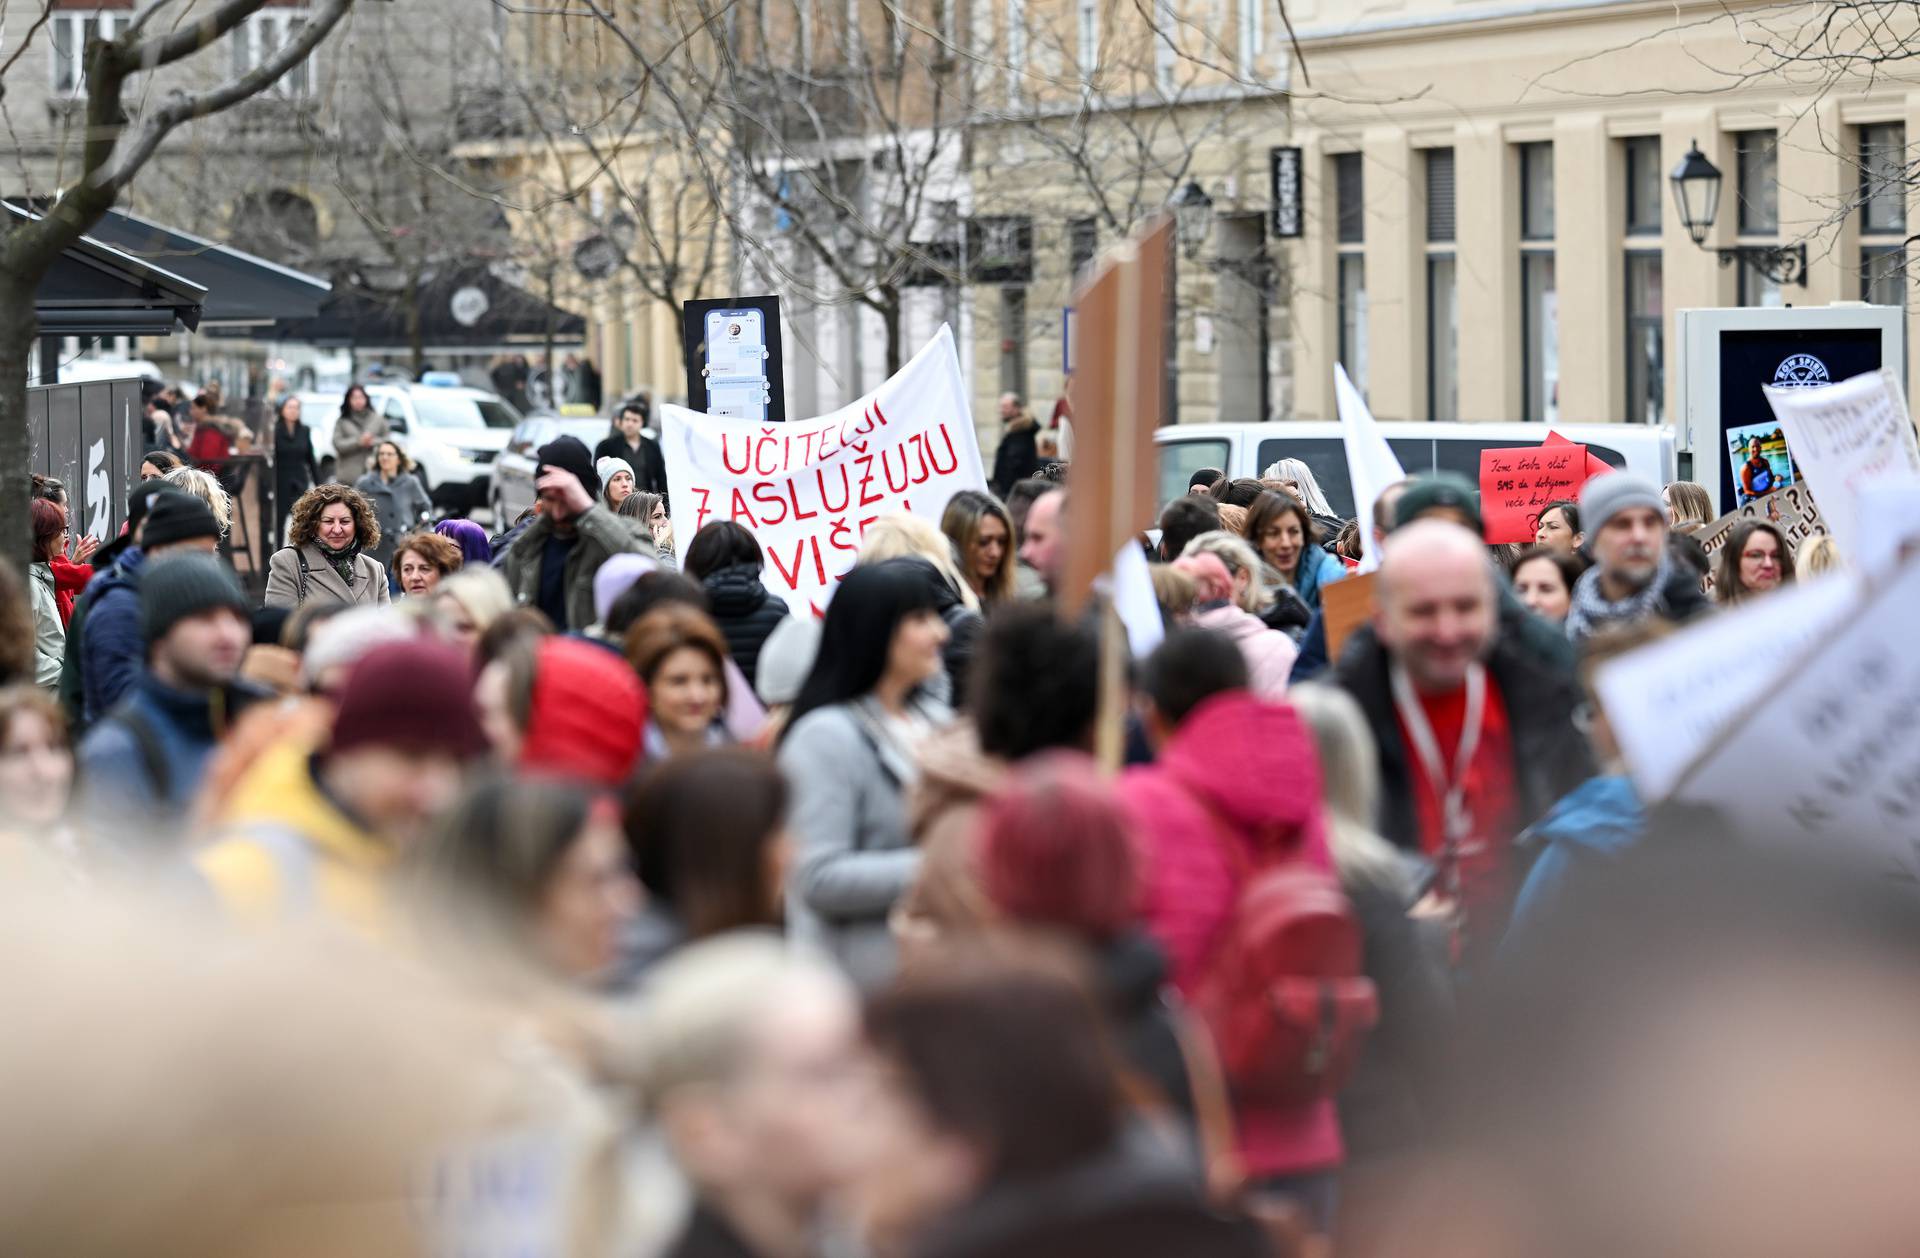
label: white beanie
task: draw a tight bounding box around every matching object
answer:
[596,457,630,489]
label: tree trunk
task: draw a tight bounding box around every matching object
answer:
[881,285,903,377]
[0,282,37,567]
[405,271,425,376]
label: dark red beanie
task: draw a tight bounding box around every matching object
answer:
[519,637,646,788]
[979,751,1141,941]
[329,639,486,760]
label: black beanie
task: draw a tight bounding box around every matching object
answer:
[127,482,183,536]
[142,554,250,647]
[141,492,221,550]
[536,435,600,499]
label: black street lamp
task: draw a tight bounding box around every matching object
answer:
[1668,138,1807,286]
[1169,180,1214,259]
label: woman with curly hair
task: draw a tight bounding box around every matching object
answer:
[390,531,462,599]
[266,484,390,610]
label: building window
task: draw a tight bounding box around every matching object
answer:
[1425,148,1456,421]
[1519,143,1556,422]
[233,8,313,97]
[1425,148,1454,244]
[1077,0,1099,76]
[1339,257,1368,399]
[1335,151,1366,395]
[1625,136,1661,236]
[1236,0,1260,77]
[1153,0,1177,93]
[1622,136,1663,425]
[999,286,1028,399]
[50,11,119,96]
[1860,123,1907,306]
[1626,253,1663,425]
[1736,130,1779,235]
[1335,152,1364,244]
[1006,0,1027,101]
[1069,217,1099,285]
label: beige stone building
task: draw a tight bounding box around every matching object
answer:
[1283,0,1918,426]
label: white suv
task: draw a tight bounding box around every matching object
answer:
[364,382,522,513]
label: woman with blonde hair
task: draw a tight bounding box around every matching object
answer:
[430,568,516,658]
[163,465,233,538]
[858,513,983,702]
[1663,480,1715,531]
[1170,549,1295,699]
[939,490,1017,609]
[1797,533,1844,576]
[1179,529,1272,617]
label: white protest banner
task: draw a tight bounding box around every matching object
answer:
[1592,570,1863,802]
[1763,366,1920,561]
[1853,479,1920,576]
[1668,556,1920,880]
[660,325,987,615]
[1335,364,1406,575]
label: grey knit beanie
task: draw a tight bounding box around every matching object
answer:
[142,554,250,646]
[1579,471,1668,535]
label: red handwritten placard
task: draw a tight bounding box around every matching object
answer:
[1479,443,1593,544]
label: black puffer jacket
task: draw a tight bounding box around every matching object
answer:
[701,561,789,688]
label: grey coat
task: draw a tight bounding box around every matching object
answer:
[332,408,389,485]
[776,695,949,987]
[265,543,391,610]
[29,562,64,688]
[353,470,433,569]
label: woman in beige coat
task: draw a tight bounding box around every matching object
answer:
[266,484,391,610]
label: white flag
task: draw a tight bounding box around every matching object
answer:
[1335,364,1405,574]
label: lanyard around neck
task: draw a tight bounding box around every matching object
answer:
[1390,660,1487,850]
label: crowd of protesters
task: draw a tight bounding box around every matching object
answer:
[1,403,1901,1258]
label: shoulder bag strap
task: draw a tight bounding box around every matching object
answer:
[295,548,311,603]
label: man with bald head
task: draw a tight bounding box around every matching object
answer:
[1332,520,1593,960]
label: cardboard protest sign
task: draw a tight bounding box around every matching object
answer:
[659,325,987,616]
[1763,366,1920,561]
[1693,482,1827,598]
[1478,442,1594,544]
[1666,556,1920,879]
[1322,571,1377,664]
[1593,571,1862,802]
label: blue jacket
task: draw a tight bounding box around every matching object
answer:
[1294,547,1347,612]
[79,547,148,726]
[78,674,229,834]
[1503,775,1645,952]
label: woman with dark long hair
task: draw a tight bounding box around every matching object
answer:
[354,439,432,573]
[331,384,388,485]
[272,394,319,546]
[777,560,950,986]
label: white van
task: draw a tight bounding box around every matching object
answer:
[1153,422,1677,519]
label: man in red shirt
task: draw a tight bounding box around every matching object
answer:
[1331,519,1593,960]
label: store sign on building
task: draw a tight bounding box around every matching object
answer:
[1270,147,1303,239]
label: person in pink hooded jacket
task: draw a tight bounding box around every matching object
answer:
[1172,547,1296,700]
[1119,626,1341,1227]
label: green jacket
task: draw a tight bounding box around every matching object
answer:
[499,504,654,631]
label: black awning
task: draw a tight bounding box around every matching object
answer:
[12,203,206,337]
[77,208,330,328]
[220,266,586,349]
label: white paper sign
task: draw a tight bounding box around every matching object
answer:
[1852,479,1920,576]
[1593,571,1864,802]
[661,325,987,616]
[1763,367,1920,562]
[1335,363,1406,575]
[1670,557,1920,879]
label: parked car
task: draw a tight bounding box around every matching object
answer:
[490,415,611,526]
[294,391,346,483]
[364,382,522,513]
[1153,421,1678,519]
